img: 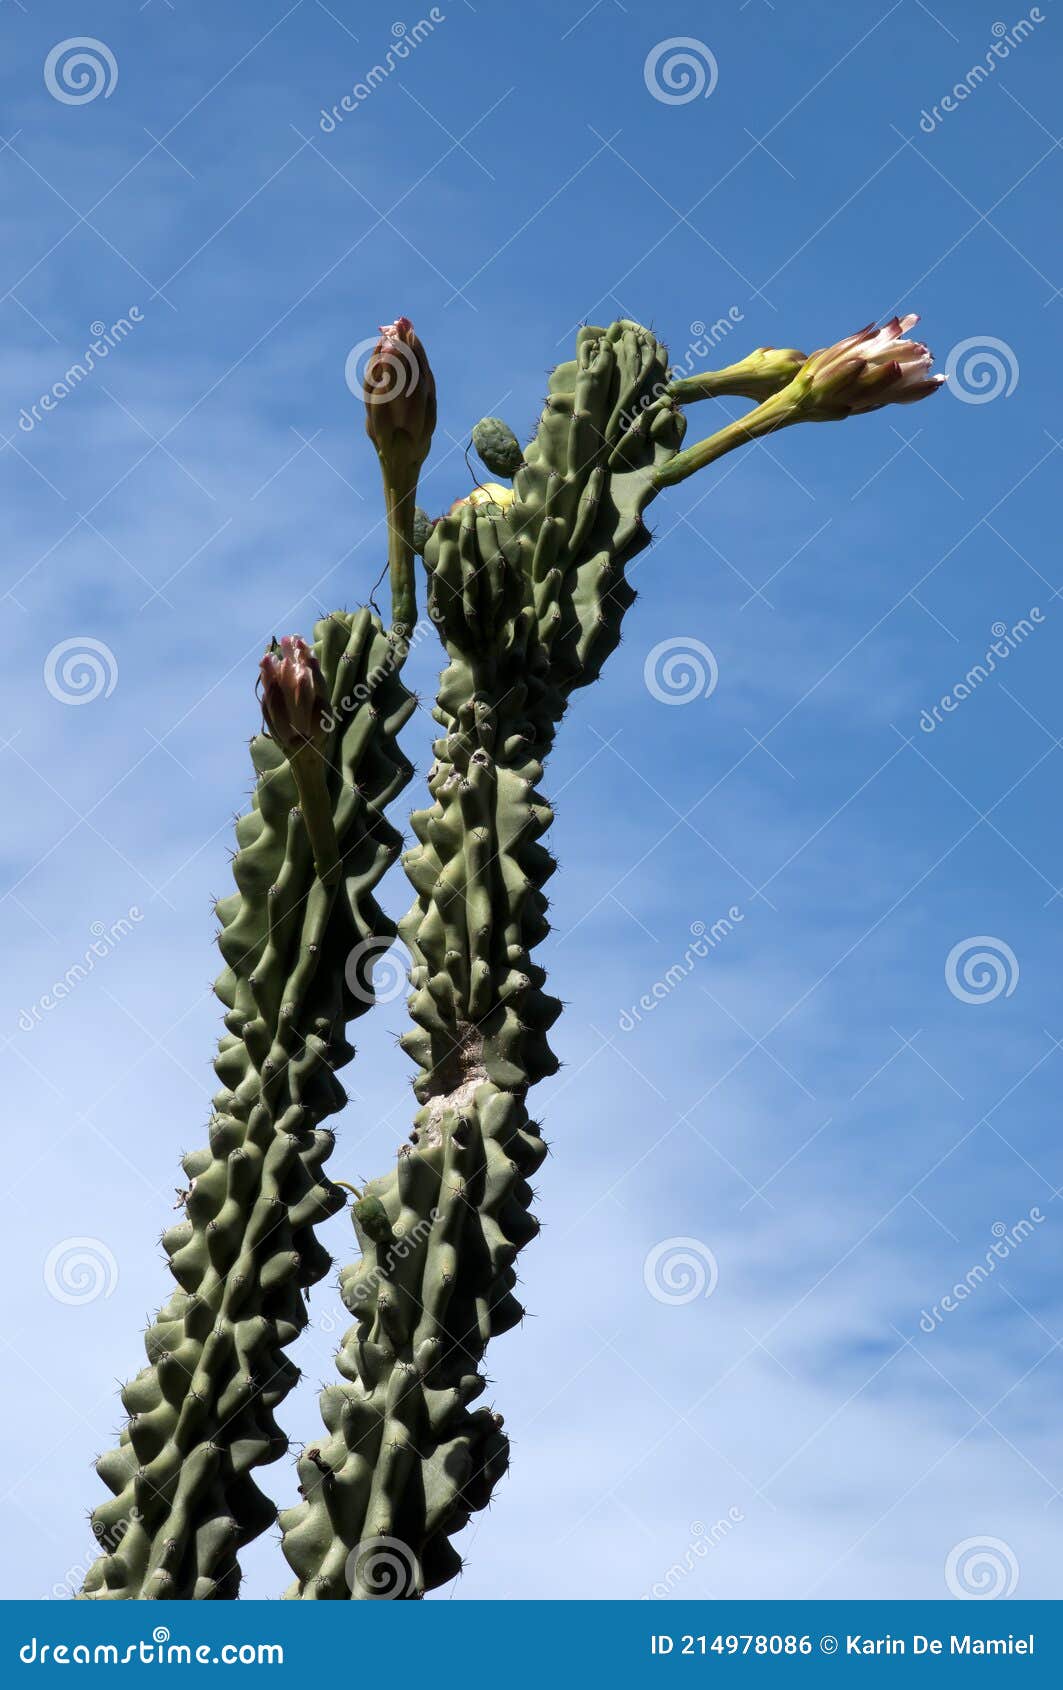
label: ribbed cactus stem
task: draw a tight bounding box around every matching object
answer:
[278,322,688,1598]
[81,611,415,1599]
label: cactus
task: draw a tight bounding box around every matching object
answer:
[276,315,944,1597]
[80,314,436,1601]
[80,613,415,1599]
[78,311,943,1599]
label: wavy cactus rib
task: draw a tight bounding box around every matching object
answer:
[279,322,688,1598]
[81,610,415,1600]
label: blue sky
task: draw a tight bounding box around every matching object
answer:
[1,0,1060,1603]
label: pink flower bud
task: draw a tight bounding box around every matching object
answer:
[796,314,944,420]
[363,316,437,483]
[259,636,329,755]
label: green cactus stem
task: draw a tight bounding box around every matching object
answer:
[278,321,689,1598]
[279,310,943,1598]
[81,610,415,1600]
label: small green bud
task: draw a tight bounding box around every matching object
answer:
[353,1194,394,1245]
[471,417,523,479]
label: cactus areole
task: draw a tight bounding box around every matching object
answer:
[79,315,942,1599]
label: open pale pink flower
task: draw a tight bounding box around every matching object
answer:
[793,314,944,420]
[259,635,329,756]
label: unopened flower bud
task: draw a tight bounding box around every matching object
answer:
[790,314,944,421]
[363,316,437,484]
[259,636,329,756]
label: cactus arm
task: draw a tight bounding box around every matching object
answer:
[81,611,415,1600]
[278,322,686,1599]
[278,312,944,1598]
